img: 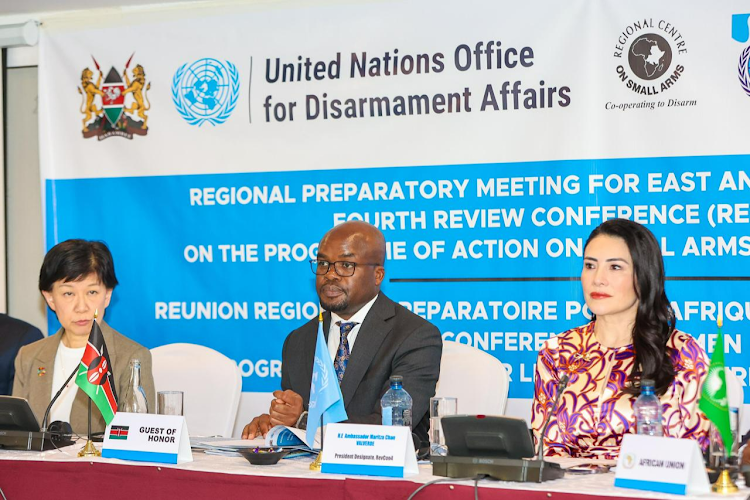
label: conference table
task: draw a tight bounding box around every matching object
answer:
[0,441,747,500]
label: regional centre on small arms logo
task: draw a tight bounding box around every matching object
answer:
[612,18,687,96]
[171,58,240,126]
[77,54,151,140]
[732,13,750,98]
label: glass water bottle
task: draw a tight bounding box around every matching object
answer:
[120,359,149,413]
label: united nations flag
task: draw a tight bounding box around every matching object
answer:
[307,311,348,447]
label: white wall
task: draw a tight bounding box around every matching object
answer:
[0,50,6,314]
[5,65,47,332]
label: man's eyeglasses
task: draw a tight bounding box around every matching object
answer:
[309,259,381,277]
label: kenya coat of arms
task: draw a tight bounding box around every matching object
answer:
[78,54,151,140]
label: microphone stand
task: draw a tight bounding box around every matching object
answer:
[536,373,570,483]
[41,365,80,432]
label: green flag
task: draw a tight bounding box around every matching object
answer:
[75,320,118,425]
[698,321,732,457]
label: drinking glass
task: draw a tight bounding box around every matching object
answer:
[157,391,184,416]
[708,409,739,469]
[429,397,457,456]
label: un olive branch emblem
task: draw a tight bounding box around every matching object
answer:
[739,46,750,97]
[315,356,330,392]
[308,355,330,411]
[171,58,240,126]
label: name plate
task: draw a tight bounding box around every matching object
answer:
[320,423,417,478]
[102,412,192,464]
[614,434,709,495]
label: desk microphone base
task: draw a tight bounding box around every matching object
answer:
[0,430,75,451]
[431,455,565,482]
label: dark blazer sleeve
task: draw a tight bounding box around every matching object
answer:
[11,343,32,399]
[280,332,293,392]
[279,317,319,407]
[3,321,43,396]
[18,324,44,346]
[347,320,442,430]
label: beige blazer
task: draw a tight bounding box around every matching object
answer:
[12,320,156,435]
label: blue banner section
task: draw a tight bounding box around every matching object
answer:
[45,155,750,400]
[321,463,404,478]
[101,449,178,464]
[613,478,686,496]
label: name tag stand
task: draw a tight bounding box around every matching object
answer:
[320,423,418,478]
[102,412,192,464]
[614,434,709,495]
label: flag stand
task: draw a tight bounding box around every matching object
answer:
[711,468,738,494]
[310,415,324,471]
[78,399,101,457]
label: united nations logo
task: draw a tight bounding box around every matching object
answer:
[172,58,240,126]
[77,54,151,140]
[612,18,687,96]
[732,13,750,98]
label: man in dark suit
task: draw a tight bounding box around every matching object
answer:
[0,314,43,395]
[243,221,442,444]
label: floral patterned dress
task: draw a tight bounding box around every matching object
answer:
[530,321,710,459]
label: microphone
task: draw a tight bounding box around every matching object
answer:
[536,373,570,462]
[41,365,80,432]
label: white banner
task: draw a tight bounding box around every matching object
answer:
[39,1,750,427]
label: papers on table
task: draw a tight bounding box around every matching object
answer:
[190,437,266,457]
[265,425,320,450]
[190,428,319,458]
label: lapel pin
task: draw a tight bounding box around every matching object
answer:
[37,366,46,377]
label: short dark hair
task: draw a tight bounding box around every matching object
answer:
[585,219,675,396]
[39,239,119,292]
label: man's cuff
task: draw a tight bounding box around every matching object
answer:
[295,411,308,430]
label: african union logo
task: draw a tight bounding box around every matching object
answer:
[732,13,750,98]
[612,18,688,96]
[172,58,240,126]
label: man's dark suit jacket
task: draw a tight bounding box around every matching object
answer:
[281,294,442,444]
[0,314,43,396]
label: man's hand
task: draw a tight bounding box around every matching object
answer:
[269,390,304,427]
[242,414,272,439]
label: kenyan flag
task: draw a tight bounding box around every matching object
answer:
[75,320,118,425]
[109,425,129,440]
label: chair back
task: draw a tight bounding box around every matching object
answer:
[150,343,242,437]
[435,341,509,415]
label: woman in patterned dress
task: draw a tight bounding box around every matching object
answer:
[531,219,710,459]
